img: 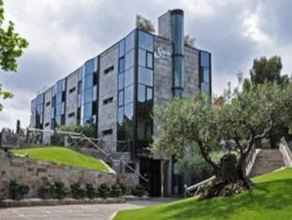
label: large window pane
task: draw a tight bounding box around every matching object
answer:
[125,86,134,104]
[84,88,93,103]
[146,52,154,69]
[118,90,124,107]
[138,84,146,103]
[118,73,124,90]
[119,57,125,73]
[84,103,92,121]
[125,32,135,52]
[146,87,153,101]
[139,49,146,67]
[174,56,184,87]
[138,67,153,86]
[203,68,210,83]
[125,103,133,120]
[118,107,124,124]
[200,52,210,67]
[139,31,154,51]
[84,74,93,89]
[125,68,134,87]
[125,50,134,70]
[85,59,95,76]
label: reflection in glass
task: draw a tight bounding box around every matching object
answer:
[125,103,133,120]
[138,31,154,51]
[125,50,134,70]
[139,49,146,67]
[125,32,135,52]
[125,68,134,87]
[125,86,134,104]
[138,84,146,103]
[138,67,153,86]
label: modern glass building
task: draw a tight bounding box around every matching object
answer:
[30,9,212,196]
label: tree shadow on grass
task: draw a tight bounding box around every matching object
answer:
[158,179,292,220]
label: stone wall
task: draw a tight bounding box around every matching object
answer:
[0,151,116,199]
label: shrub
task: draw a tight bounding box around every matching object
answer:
[118,183,128,196]
[110,184,122,197]
[9,180,29,200]
[53,182,67,199]
[71,183,86,199]
[37,184,51,199]
[131,185,146,197]
[86,184,96,199]
[97,183,110,199]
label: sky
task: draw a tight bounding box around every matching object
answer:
[0,0,292,130]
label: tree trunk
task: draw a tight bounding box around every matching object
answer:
[200,154,252,199]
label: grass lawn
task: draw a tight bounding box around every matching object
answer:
[115,168,292,220]
[11,146,112,173]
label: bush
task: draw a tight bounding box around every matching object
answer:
[9,180,29,200]
[131,185,146,197]
[86,184,96,199]
[38,181,67,200]
[110,184,122,197]
[118,183,128,196]
[53,182,67,199]
[97,183,110,199]
[71,183,86,199]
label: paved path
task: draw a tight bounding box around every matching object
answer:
[0,199,175,220]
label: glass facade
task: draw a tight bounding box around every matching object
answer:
[35,94,44,129]
[171,11,184,97]
[81,58,97,125]
[136,30,154,152]
[199,51,211,95]
[117,31,136,152]
[52,79,66,128]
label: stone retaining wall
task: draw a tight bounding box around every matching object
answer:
[0,151,116,199]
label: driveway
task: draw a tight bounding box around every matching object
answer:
[0,199,175,220]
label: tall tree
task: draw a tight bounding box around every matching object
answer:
[0,0,28,110]
[250,56,288,85]
[153,83,291,198]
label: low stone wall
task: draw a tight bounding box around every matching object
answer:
[0,151,116,199]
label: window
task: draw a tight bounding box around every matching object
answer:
[118,90,124,107]
[84,88,93,103]
[174,56,184,87]
[85,74,93,89]
[125,31,135,52]
[102,129,113,136]
[68,112,75,118]
[138,67,153,86]
[139,31,154,51]
[46,101,50,107]
[124,68,134,87]
[69,87,76,94]
[118,73,124,90]
[45,122,50,127]
[200,52,210,67]
[139,49,146,67]
[104,65,114,74]
[138,85,146,103]
[125,86,134,104]
[103,97,113,105]
[203,68,210,83]
[118,107,124,124]
[146,87,153,101]
[77,81,82,94]
[125,104,134,120]
[84,103,92,119]
[119,57,125,73]
[93,72,98,85]
[125,50,134,70]
[146,51,154,69]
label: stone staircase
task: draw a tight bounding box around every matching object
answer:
[250,149,285,177]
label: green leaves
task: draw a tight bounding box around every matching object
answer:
[0,0,28,111]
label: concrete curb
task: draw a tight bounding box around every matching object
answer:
[0,197,126,208]
[109,211,118,220]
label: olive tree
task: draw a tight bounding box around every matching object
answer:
[153,83,290,198]
[0,0,28,110]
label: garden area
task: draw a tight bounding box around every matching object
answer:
[115,168,292,220]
